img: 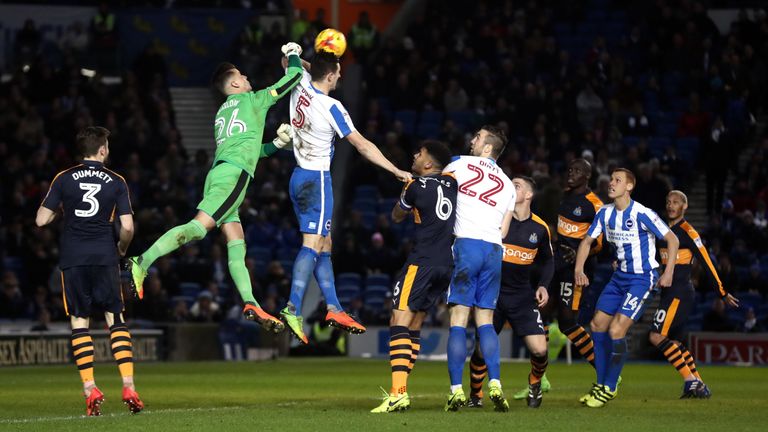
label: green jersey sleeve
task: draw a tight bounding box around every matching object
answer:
[252,54,303,107]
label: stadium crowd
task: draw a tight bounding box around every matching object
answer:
[1,0,767,334]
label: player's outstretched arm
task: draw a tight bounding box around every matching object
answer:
[260,43,303,103]
[117,214,134,257]
[574,236,595,286]
[657,231,679,288]
[35,206,56,227]
[346,131,412,182]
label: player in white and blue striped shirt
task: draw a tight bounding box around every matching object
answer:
[573,168,680,408]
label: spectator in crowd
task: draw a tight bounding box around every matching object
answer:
[190,290,222,323]
[703,298,735,332]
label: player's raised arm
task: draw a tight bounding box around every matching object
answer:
[346,130,412,182]
[257,43,303,105]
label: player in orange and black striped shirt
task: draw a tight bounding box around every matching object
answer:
[468,176,553,409]
[649,190,740,398]
[371,140,456,413]
[549,159,604,373]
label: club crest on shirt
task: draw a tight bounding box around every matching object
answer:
[624,218,635,229]
[529,233,538,244]
[573,206,582,216]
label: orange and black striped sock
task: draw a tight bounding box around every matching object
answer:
[678,344,702,380]
[658,338,693,380]
[529,352,548,385]
[544,324,550,344]
[563,324,596,367]
[110,323,134,380]
[71,328,95,384]
[407,330,420,374]
[389,326,411,395]
[469,347,486,398]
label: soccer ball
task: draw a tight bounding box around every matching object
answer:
[315,28,347,57]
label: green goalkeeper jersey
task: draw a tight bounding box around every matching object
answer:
[212,55,302,176]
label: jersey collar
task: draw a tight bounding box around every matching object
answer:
[309,82,325,95]
[82,159,104,168]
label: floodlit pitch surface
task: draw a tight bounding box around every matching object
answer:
[1,358,765,431]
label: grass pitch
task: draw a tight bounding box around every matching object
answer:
[0,358,766,431]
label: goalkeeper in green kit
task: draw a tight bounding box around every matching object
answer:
[126,43,304,332]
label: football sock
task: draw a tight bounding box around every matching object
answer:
[448,326,467,386]
[288,246,319,314]
[138,220,207,271]
[477,324,500,381]
[314,252,342,312]
[71,328,95,384]
[530,352,548,385]
[109,323,134,385]
[389,326,411,395]
[408,330,421,373]
[605,338,628,391]
[679,344,702,380]
[592,331,609,385]
[227,240,258,304]
[469,347,487,398]
[658,338,694,380]
[564,324,596,367]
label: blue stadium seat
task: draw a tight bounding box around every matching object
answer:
[676,137,700,161]
[352,198,377,213]
[170,295,195,308]
[360,211,377,230]
[363,284,389,309]
[738,292,764,310]
[366,273,391,288]
[353,185,378,200]
[420,110,444,125]
[648,137,671,157]
[622,136,641,147]
[448,110,473,130]
[246,246,272,263]
[180,282,202,297]
[276,247,299,261]
[585,10,608,22]
[337,272,362,287]
[417,120,441,139]
[278,260,294,274]
[378,198,398,214]
[394,110,418,134]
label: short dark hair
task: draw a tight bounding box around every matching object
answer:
[77,126,110,157]
[514,175,537,194]
[420,140,452,170]
[480,125,507,158]
[310,50,340,82]
[612,168,636,190]
[211,62,237,94]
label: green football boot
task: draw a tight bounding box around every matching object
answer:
[488,382,509,412]
[280,307,308,344]
[444,388,467,412]
[514,373,550,399]
[125,257,147,299]
[585,385,617,408]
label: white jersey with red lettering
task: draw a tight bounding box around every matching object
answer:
[443,156,516,245]
[289,70,356,171]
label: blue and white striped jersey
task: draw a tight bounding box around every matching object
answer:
[587,199,670,274]
[289,70,355,171]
